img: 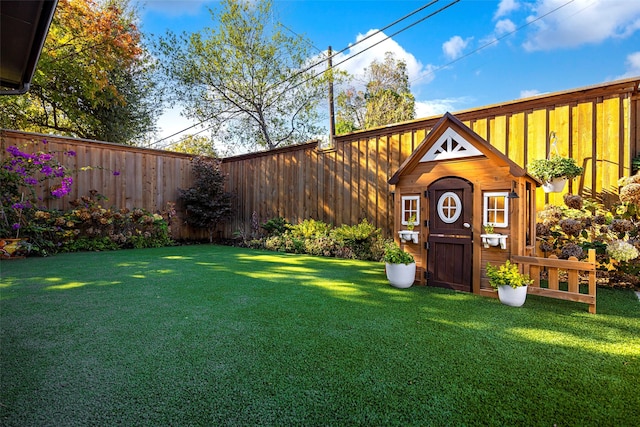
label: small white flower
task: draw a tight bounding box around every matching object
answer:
[606,240,639,262]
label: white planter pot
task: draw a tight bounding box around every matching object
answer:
[385,262,416,288]
[497,285,528,307]
[542,177,567,193]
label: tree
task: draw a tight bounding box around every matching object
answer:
[335,88,366,134]
[0,0,159,145]
[168,135,218,157]
[178,156,233,243]
[336,52,415,133]
[156,0,328,151]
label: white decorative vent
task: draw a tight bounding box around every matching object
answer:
[420,127,483,162]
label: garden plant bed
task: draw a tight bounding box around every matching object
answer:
[1,245,639,426]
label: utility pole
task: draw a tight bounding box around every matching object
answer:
[327,46,335,149]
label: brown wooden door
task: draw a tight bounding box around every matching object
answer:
[426,177,473,292]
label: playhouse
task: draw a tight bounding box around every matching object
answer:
[388,112,540,296]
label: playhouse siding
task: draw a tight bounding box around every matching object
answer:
[393,157,529,289]
[388,112,540,293]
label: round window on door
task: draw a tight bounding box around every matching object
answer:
[437,192,462,224]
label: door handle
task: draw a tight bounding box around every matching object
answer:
[463,222,471,228]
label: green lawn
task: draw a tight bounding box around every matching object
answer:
[1,245,639,426]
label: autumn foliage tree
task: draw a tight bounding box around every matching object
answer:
[0,0,158,144]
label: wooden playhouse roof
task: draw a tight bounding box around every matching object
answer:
[388,112,539,185]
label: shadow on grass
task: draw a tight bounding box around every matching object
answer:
[1,245,639,426]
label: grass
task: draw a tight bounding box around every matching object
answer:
[1,245,639,426]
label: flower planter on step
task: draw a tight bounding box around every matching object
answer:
[385,262,416,288]
[497,285,528,307]
[0,238,26,259]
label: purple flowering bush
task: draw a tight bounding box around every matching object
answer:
[0,139,76,239]
[1,139,171,255]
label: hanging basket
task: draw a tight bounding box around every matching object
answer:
[542,177,567,193]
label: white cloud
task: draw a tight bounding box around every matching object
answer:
[523,0,640,51]
[414,97,473,119]
[332,29,436,87]
[494,0,521,19]
[616,51,640,79]
[442,35,472,60]
[495,18,517,35]
[520,89,542,98]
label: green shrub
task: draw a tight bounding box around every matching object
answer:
[242,218,387,261]
[178,156,233,243]
[286,219,332,239]
[486,260,533,289]
[261,216,290,236]
[264,236,285,252]
[331,219,384,261]
[63,236,119,252]
[284,236,305,254]
[16,193,174,255]
[304,235,339,257]
[383,241,414,264]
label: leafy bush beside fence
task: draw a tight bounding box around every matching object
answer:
[1,139,174,256]
[239,216,388,261]
[9,193,174,256]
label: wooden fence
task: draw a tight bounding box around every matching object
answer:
[0,130,202,240]
[2,78,639,240]
[221,78,639,238]
[513,249,597,314]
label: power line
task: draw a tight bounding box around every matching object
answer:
[145,0,444,148]
[280,23,324,55]
[151,117,215,146]
[148,0,575,149]
[267,0,460,104]
[266,0,442,94]
[410,0,577,85]
[164,123,217,151]
[330,1,461,80]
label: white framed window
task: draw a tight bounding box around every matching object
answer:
[437,191,462,224]
[401,196,420,226]
[483,192,509,228]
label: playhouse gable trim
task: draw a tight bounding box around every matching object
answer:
[420,127,483,162]
[389,112,533,185]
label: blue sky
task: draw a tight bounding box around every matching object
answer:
[137,0,640,147]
